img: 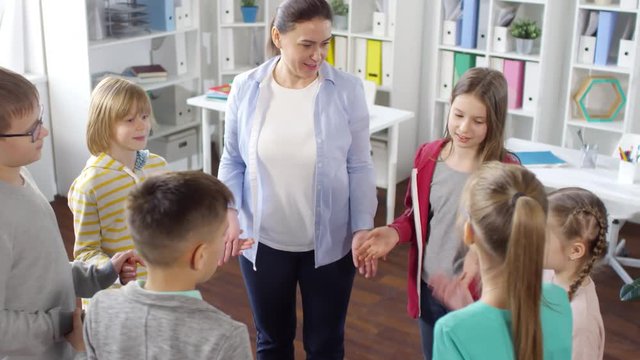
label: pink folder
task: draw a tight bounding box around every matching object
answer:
[503,60,525,109]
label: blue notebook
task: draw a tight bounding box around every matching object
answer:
[515,151,567,167]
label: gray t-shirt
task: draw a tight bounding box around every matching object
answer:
[84,281,252,360]
[423,161,470,281]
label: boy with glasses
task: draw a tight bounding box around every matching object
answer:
[0,67,138,359]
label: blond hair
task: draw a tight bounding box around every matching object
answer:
[86,77,153,155]
[444,67,509,162]
[548,188,608,300]
[0,67,39,133]
[463,162,548,360]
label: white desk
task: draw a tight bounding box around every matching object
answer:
[187,94,414,224]
[507,138,640,284]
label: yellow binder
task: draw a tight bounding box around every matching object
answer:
[366,40,382,85]
[326,37,335,66]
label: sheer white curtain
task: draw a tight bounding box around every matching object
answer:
[0,0,45,75]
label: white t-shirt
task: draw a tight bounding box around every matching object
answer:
[257,74,320,252]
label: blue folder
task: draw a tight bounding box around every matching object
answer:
[595,11,618,66]
[139,0,175,32]
[461,0,479,49]
[515,151,567,167]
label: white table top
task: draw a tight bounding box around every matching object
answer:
[506,138,640,220]
[186,95,414,134]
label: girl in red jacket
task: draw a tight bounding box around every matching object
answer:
[354,67,519,359]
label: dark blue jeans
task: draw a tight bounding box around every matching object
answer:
[418,280,449,360]
[240,242,356,360]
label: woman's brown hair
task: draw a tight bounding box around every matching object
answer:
[463,162,548,360]
[267,0,333,57]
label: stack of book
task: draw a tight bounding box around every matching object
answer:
[124,64,168,83]
[206,83,231,100]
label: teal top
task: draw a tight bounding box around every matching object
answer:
[433,283,572,360]
[136,280,203,300]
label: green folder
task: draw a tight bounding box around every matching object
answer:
[454,52,476,85]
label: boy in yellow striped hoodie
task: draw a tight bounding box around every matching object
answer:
[68,77,167,287]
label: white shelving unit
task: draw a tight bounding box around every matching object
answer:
[562,0,640,155]
[428,0,573,146]
[330,0,425,186]
[211,0,424,186]
[41,0,202,194]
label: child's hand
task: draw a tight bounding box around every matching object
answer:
[110,250,144,285]
[428,273,474,311]
[459,247,481,300]
[354,226,399,262]
[352,230,378,278]
[64,307,86,352]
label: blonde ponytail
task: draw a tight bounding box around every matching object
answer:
[506,196,546,360]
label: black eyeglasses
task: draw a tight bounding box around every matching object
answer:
[0,105,44,143]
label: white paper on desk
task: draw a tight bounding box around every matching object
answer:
[583,11,599,36]
[496,5,517,27]
[443,0,461,21]
[621,17,635,40]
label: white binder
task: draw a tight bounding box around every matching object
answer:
[382,41,393,87]
[439,51,454,99]
[489,57,504,72]
[372,12,386,37]
[578,36,596,65]
[475,56,488,68]
[617,39,635,68]
[354,38,367,80]
[476,0,490,50]
[334,36,348,71]
[221,28,235,70]
[522,61,539,112]
[220,0,235,24]
[442,20,458,46]
[181,0,193,28]
[492,26,511,53]
[175,32,188,75]
[387,0,397,37]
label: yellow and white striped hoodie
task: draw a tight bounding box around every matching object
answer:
[68,151,167,280]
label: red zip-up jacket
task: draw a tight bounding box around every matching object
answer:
[388,139,520,318]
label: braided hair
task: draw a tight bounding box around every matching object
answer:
[548,188,608,301]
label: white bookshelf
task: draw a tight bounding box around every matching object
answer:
[428,0,573,146]
[42,0,203,193]
[562,0,640,155]
[330,0,425,186]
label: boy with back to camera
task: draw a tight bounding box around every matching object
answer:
[83,171,253,359]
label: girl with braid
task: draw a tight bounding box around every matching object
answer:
[544,187,608,360]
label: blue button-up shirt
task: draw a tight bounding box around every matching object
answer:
[218,56,377,268]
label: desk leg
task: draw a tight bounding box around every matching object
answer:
[386,124,399,224]
[202,109,212,175]
[606,218,634,284]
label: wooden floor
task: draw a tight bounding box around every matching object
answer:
[51,180,640,359]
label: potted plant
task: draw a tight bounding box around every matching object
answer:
[241,0,258,23]
[331,0,348,30]
[510,19,541,55]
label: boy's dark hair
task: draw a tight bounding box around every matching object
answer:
[126,171,233,267]
[0,67,39,133]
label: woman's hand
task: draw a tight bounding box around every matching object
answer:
[354,226,399,262]
[219,209,254,266]
[352,230,378,278]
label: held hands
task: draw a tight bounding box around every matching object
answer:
[351,230,378,278]
[219,209,255,266]
[110,249,145,285]
[354,226,400,262]
[64,307,85,352]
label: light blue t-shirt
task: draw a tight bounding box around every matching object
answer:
[433,283,572,360]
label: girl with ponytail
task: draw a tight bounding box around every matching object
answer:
[544,187,608,360]
[433,162,572,360]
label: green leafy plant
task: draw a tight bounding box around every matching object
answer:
[510,19,541,39]
[241,0,257,7]
[331,0,349,16]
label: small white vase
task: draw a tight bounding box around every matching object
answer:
[515,38,534,55]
